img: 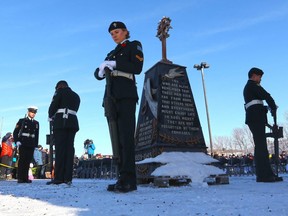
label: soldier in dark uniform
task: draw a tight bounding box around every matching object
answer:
[13,106,39,183]
[46,80,80,185]
[243,67,282,182]
[94,21,144,192]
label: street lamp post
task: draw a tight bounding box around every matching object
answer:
[194,62,213,155]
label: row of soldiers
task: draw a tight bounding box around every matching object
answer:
[0,80,80,185]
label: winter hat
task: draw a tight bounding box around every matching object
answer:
[2,132,12,142]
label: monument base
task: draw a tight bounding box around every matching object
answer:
[136,162,229,187]
[204,174,230,185]
[136,151,229,186]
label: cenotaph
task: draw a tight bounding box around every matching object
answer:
[135,17,208,181]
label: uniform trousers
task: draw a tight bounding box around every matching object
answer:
[248,123,274,178]
[114,98,137,185]
[53,129,76,182]
[18,145,34,181]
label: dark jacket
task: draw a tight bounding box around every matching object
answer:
[243,79,276,124]
[13,117,39,147]
[95,40,144,100]
[48,87,80,131]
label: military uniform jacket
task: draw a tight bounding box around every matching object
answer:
[13,117,39,147]
[96,40,144,100]
[243,79,276,124]
[49,87,80,131]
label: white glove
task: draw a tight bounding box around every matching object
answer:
[98,69,105,78]
[99,60,116,71]
[106,60,116,70]
[16,141,22,147]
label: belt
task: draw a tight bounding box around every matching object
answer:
[245,99,263,109]
[111,70,134,81]
[57,108,77,119]
[21,133,35,138]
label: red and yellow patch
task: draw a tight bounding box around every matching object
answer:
[136,55,144,62]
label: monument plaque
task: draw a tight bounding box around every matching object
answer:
[135,17,207,180]
[135,62,207,161]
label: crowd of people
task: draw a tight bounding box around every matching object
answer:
[0,79,80,185]
[0,136,98,181]
[213,152,288,175]
[0,131,50,180]
[0,131,113,181]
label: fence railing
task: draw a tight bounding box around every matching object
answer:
[74,158,288,179]
[74,158,118,179]
[219,163,287,176]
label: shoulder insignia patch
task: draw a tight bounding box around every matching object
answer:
[136,55,144,62]
[137,45,142,52]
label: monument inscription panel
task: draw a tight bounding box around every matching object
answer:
[160,78,198,136]
[135,62,207,162]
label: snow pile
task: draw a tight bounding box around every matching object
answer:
[136,152,225,183]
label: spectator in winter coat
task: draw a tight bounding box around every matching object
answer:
[33,145,44,178]
[84,139,95,159]
[41,148,49,178]
[0,132,15,179]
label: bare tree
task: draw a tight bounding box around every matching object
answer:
[212,112,288,155]
[279,112,288,152]
[232,128,247,153]
[243,125,254,149]
[213,136,234,155]
[230,126,254,154]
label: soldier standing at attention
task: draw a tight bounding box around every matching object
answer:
[243,67,282,182]
[46,80,80,185]
[94,21,144,192]
[13,106,39,183]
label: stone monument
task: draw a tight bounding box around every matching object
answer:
[135,17,208,181]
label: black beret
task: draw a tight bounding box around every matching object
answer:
[55,80,68,89]
[108,21,127,32]
[248,67,264,78]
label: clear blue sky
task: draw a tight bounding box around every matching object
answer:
[1,0,287,156]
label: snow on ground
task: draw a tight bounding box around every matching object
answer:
[1,152,288,216]
[1,176,288,216]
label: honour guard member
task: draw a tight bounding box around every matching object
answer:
[13,106,39,183]
[46,80,80,185]
[243,67,282,182]
[94,21,144,192]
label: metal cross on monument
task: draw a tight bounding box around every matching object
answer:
[156,16,173,64]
